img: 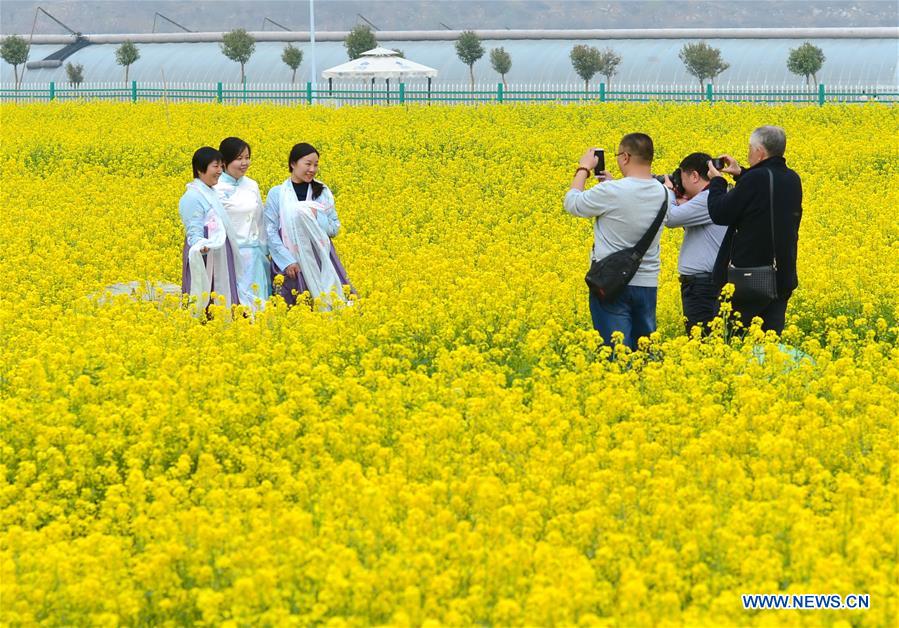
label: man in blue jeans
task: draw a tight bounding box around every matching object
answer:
[564,133,672,349]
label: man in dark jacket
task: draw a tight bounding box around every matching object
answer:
[707,126,802,333]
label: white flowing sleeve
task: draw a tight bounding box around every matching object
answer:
[264,188,296,271]
[316,186,341,238]
[178,189,207,247]
[254,182,268,250]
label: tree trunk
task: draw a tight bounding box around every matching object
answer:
[813,72,818,85]
[469,65,474,91]
[125,65,129,83]
[14,65,19,90]
[241,64,246,84]
[292,68,297,84]
[502,75,507,89]
[584,79,589,95]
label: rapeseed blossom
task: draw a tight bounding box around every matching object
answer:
[0,102,897,626]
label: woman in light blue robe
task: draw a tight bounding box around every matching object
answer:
[264,142,354,306]
[179,147,242,308]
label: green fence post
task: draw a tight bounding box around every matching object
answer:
[217,82,223,103]
[306,81,313,105]
[818,83,825,106]
[599,82,606,102]
[497,82,504,103]
[131,80,137,103]
[49,81,55,101]
[399,82,405,104]
[706,83,713,102]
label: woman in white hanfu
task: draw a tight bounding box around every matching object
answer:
[178,146,243,310]
[264,143,354,308]
[214,137,270,309]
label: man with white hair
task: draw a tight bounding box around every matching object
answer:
[707,126,803,334]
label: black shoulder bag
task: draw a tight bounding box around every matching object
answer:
[584,185,668,302]
[726,169,778,303]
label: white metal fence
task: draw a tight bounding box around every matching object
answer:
[1,81,896,105]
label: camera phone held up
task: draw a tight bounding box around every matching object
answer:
[593,149,605,176]
[653,169,684,197]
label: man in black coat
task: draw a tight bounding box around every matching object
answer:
[707,126,803,333]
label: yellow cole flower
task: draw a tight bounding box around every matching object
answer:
[0,101,897,626]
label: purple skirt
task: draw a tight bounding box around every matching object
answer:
[273,239,355,307]
[181,234,240,306]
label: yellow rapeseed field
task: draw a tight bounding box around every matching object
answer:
[1,102,897,626]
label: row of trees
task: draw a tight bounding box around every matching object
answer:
[353,27,822,90]
[1,29,828,88]
[0,35,142,87]
[459,32,825,90]
[0,30,294,86]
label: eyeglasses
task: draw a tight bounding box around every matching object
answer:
[615,151,629,158]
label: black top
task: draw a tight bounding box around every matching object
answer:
[291,181,311,201]
[708,156,803,300]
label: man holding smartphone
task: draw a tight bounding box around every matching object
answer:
[707,126,803,334]
[564,133,673,350]
[664,152,728,334]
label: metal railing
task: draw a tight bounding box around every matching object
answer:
[1,81,896,105]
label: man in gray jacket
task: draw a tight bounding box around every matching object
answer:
[564,133,672,349]
[665,152,728,334]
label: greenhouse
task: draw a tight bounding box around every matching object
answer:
[5,35,898,86]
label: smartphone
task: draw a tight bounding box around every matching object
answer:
[712,157,726,170]
[594,149,605,176]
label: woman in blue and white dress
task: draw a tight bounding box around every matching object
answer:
[264,142,354,308]
[179,146,243,310]
[214,137,271,309]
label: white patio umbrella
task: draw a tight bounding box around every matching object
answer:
[322,47,438,101]
[322,47,439,82]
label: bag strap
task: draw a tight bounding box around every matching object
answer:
[632,183,669,257]
[767,169,777,269]
[727,168,778,269]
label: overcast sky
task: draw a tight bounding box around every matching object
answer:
[2,0,897,34]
